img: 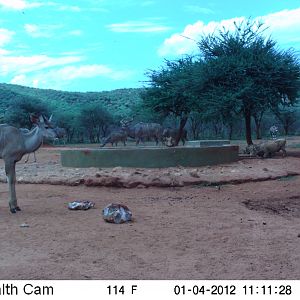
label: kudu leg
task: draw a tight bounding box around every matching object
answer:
[24,153,29,163]
[5,160,21,213]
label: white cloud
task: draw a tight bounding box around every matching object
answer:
[24,23,63,38]
[107,21,171,33]
[158,17,243,56]
[11,74,30,85]
[184,5,214,14]
[69,30,83,36]
[0,0,42,10]
[0,28,15,46]
[0,48,10,55]
[49,65,131,80]
[158,8,300,57]
[0,54,82,76]
[0,1,83,12]
[57,5,81,12]
[10,64,134,89]
[261,8,300,46]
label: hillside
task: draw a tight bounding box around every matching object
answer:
[0,83,143,118]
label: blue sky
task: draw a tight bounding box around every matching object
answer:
[0,0,300,92]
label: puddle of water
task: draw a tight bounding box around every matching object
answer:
[277,175,298,181]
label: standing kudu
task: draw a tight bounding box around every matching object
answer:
[0,115,57,213]
[120,118,163,145]
[19,128,37,163]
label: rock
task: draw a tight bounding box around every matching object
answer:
[20,223,29,228]
[112,167,122,172]
[189,169,200,178]
[102,203,132,224]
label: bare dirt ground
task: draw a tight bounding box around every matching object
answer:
[0,139,300,279]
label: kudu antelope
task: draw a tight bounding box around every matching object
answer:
[120,118,163,145]
[0,115,57,213]
[53,127,67,145]
[162,127,188,147]
[19,128,37,163]
[100,130,127,147]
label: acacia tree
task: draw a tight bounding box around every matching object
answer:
[4,96,50,128]
[142,56,205,145]
[79,103,113,143]
[197,19,300,145]
[188,111,203,139]
[273,104,299,135]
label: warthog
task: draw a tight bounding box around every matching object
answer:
[100,130,127,147]
[163,127,188,147]
[245,138,287,158]
[121,119,163,145]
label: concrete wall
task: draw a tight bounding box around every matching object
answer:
[186,140,230,147]
[61,145,239,168]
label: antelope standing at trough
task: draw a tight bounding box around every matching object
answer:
[120,118,163,145]
[0,115,57,213]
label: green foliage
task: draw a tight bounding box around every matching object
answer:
[0,87,50,128]
[273,104,299,135]
[197,19,300,144]
[0,83,143,119]
[78,103,113,143]
[0,83,144,142]
[142,56,203,118]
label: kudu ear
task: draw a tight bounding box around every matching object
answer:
[39,115,45,123]
[49,114,53,122]
[30,114,39,124]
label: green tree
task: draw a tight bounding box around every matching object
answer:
[273,104,299,135]
[51,109,80,143]
[79,103,113,143]
[3,96,50,128]
[142,56,205,145]
[197,19,300,145]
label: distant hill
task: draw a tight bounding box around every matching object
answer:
[0,83,144,118]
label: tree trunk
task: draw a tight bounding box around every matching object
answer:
[253,112,264,140]
[174,116,188,146]
[284,123,289,135]
[227,123,233,140]
[244,110,253,145]
[189,117,200,140]
[254,118,261,139]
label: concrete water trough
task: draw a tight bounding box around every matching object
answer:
[61,145,239,168]
[186,140,230,147]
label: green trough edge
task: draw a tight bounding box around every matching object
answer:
[61,145,239,168]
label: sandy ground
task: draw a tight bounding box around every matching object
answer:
[0,141,300,280]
